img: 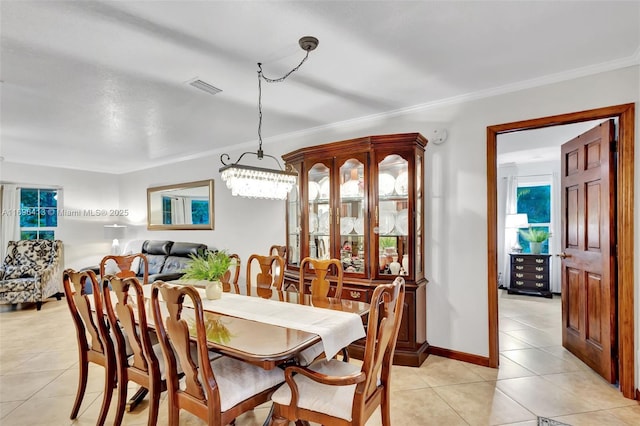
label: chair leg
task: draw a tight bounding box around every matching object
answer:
[36,301,42,310]
[147,382,160,426]
[113,372,127,426]
[55,292,62,301]
[97,363,115,426]
[70,357,89,419]
[380,391,391,426]
[167,396,180,426]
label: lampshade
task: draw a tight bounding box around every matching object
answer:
[219,36,317,201]
[505,213,529,229]
[104,224,127,255]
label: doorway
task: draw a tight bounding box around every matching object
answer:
[486,103,635,399]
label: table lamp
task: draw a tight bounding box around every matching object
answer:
[505,213,529,253]
[104,224,127,255]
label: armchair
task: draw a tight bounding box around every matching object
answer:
[0,239,63,310]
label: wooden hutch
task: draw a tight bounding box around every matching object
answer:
[282,133,429,366]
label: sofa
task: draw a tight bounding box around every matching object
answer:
[140,240,208,282]
[0,239,64,310]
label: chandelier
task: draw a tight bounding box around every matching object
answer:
[219,36,319,200]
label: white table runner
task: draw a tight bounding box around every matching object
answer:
[145,286,366,360]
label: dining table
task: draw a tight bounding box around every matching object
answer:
[142,281,369,370]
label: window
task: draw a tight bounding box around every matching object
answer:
[517,184,551,253]
[20,188,58,240]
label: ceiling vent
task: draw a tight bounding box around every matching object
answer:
[187,78,222,96]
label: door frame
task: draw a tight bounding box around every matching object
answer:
[486,103,635,398]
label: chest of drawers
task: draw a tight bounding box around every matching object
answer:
[508,254,552,298]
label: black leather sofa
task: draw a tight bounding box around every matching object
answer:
[141,240,208,283]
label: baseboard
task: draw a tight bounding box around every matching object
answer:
[428,346,491,367]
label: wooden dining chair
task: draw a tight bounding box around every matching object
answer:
[246,253,285,295]
[269,245,287,288]
[62,269,116,426]
[270,277,405,426]
[297,257,347,365]
[102,275,165,426]
[299,257,344,299]
[100,253,149,284]
[221,253,241,293]
[149,282,285,426]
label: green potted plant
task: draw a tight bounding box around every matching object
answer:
[182,250,234,299]
[519,226,551,254]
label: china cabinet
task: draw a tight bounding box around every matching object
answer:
[282,133,428,366]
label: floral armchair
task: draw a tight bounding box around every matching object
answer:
[0,240,63,310]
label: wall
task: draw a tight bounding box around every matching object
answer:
[0,163,120,269]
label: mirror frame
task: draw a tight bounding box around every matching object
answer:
[147,179,214,230]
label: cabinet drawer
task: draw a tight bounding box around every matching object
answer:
[511,279,549,290]
[341,287,371,302]
[512,264,549,273]
[511,271,549,281]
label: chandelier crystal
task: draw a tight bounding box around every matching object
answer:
[219,163,297,200]
[219,36,318,201]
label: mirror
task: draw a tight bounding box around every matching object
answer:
[147,179,214,230]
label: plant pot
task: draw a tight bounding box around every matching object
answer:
[529,242,543,255]
[205,280,223,300]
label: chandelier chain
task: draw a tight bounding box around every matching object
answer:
[257,50,311,153]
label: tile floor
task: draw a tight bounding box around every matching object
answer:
[0,291,638,425]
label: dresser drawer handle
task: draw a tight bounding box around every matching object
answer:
[535,282,544,287]
[515,280,524,286]
[536,267,544,271]
[516,266,524,270]
[350,291,361,299]
[515,258,524,262]
[536,274,544,279]
[536,259,544,263]
[515,273,524,278]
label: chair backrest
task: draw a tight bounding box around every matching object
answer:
[358,277,405,405]
[150,282,220,410]
[62,269,115,364]
[100,254,149,284]
[102,275,158,377]
[268,245,287,286]
[269,245,287,260]
[246,254,285,293]
[221,253,241,293]
[299,257,344,299]
[3,239,62,271]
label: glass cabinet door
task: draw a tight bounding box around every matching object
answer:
[287,168,300,267]
[337,157,366,275]
[415,154,423,277]
[308,162,330,261]
[376,154,410,278]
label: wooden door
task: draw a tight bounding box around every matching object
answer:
[560,119,617,383]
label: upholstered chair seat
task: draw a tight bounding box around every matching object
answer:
[203,355,284,412]
[271,359,360,420]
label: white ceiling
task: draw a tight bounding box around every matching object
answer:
[1,1,639,174]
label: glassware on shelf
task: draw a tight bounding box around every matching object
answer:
[378,173,395,196]
[340,217,355,235]
[395,171,409,195]
[308,181,320,201]
[379,211,395,234]
[395,209,408,235]
[389,256,401,275]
